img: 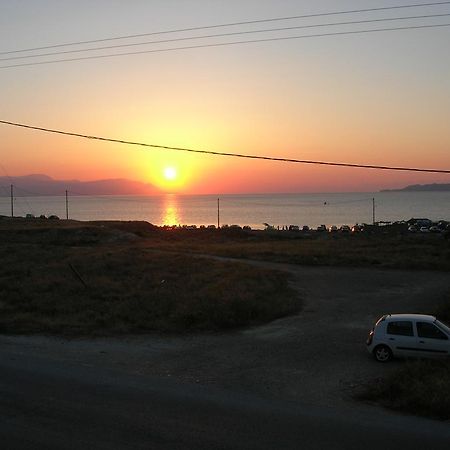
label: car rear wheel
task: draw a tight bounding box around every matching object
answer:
[373,345,392,362]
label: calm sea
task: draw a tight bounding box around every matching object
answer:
[1,192,450,230]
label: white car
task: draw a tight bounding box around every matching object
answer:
[366,314,450,362]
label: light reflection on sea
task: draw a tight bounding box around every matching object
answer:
[1,192,449,230]
[162,194,181,226]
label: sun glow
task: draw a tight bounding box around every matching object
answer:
[145,160,188,193]
[164,166,177,181]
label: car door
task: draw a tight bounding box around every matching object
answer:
[385,320,417,356]
[416,321,450,356]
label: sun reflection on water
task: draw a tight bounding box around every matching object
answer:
[162,195,180,226]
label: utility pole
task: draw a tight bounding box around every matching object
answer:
[372,197,376,225]
[217,198,220,229]
[10,184,13,217]
[65,190,69,220]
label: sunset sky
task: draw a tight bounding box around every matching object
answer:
[0,0,449,194]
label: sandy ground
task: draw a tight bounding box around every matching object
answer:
[2,259,449,414]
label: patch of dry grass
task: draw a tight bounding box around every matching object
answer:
[141,231,450,271]
[0,232,299,335]
[357,359,450,420]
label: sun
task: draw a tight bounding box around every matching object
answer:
[163,166,177,181]
[145,162,186,192]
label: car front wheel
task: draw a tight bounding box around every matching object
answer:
[373,345,392,362]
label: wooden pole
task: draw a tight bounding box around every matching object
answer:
[10,184,13,217]
[372,197,375,225]
[65,190,69,220]
[217,198,220,229]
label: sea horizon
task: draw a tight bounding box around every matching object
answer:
[2,191,449,230]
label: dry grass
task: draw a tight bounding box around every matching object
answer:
[140,229,450,271]
[7,218,450,272]
[2,217,449,338]
[0,222,299,335]
[358,359,450,420]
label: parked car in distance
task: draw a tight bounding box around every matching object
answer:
[316,224,327,232]
[408,225,418,233]
[366,314,450,362]
[429,226,441,233]
[351,224,362,233]
[419,226,430,233]
[288,225,299,232]
[340,225,351,233]
[328,225,338,233]
[302,225,310,232]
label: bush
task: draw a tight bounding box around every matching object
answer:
[358,359,450,420]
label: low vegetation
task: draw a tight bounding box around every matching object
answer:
[3,218,450,272]
[121,225,450,271]
[0,219,299,335]
[358,359,450,420]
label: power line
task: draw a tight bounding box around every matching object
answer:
[1,13,448,63]
[1,119,449,174]
[1,1,449,55]
[1,22,449,69]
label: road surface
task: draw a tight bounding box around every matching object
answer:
[1,349,449,450]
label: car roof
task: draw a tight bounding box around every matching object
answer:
[385,314,436,321]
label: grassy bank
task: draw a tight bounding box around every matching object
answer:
[0,220,299,335]
[22,218,447,271]
[121,225,450,271]
[358,359,450,420]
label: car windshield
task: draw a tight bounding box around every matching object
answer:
[435,320,450,334]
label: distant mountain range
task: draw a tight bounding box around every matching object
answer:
[382,183,450,192]
[0,174,159,196]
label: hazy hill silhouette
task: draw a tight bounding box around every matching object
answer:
[382,183,450,192]
[0,174,159,196]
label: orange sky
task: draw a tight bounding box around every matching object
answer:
[1,1,449,194]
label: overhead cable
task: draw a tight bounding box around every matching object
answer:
[1,1,449,55]
[1,23,449,69]
[1,120,449,174]
[1,13,449,63]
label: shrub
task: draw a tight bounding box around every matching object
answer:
[358,359,450,420]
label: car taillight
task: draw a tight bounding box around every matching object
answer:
[366,330,374,345]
